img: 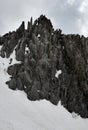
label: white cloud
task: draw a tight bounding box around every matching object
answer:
[78,0,87,13]
[0,0,88,37]
[78,0,88,36]
[79,0,88,13]
[67,0,75,5]
[77,18,88,36]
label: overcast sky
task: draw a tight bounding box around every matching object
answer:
[0,0,88,36]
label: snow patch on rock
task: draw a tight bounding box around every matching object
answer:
[55,70,62,78]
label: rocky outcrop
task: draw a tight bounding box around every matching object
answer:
[0,15,88,118]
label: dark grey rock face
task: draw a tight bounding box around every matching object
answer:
[1,15,88,118]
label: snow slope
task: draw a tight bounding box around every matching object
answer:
[0,48,88,130]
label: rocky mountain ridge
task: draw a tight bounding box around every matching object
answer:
[0,15,88,118]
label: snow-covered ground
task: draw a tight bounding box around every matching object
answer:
[0,47,88,130]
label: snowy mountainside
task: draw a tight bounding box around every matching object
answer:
[0,45,88,130]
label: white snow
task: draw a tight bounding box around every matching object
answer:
[0,45,21,71]
[37,34,40,38]
[0,46,88,130]
[55,70,62,78]
[25,45,30,54]
[51,32,54,35]
[9,48,21,65]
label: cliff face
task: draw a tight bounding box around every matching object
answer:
[0,15,88,118]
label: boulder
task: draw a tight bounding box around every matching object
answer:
[7,78,17,90]
[27,86,40,101]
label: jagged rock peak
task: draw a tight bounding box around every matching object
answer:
[27,17,33,33]
[16,21,25,38]
[0,15,88,118]
[37,15,53,29]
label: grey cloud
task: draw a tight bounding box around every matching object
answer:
[0,0,87,36]
[48,0,83,34]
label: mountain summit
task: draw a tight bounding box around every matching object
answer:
[0,15,88,118]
